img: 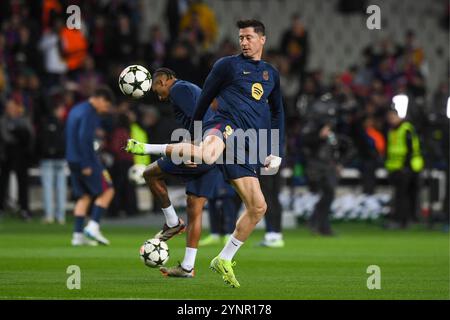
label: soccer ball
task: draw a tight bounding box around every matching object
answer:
[128,164,146,185]
[139,238,169,268]
[118,65,152,98]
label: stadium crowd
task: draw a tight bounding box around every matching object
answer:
[0,0,448,228]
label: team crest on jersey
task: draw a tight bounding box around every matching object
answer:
[223,125,234,139]
[263,70,269,81]
[251,83,264,100]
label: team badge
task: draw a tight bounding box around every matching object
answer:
[263,70,269,81]
[251,83,264,100]
[223,125,234,139]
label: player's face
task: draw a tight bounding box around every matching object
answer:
[239,27,266,59]
[96,98,112,114]
[152,76,170,101]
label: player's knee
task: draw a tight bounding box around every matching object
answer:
[143,167,154,182]
[250,201,267,222]
[202,149,219,165]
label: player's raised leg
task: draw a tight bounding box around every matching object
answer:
[126,133,225,166]
[160,194,206,278]
[210,176,267,288]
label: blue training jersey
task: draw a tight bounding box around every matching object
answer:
[189,54,285,157]
[169,80,215,129]
[65,101,102,169]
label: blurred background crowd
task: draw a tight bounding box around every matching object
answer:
[0,0,448,229]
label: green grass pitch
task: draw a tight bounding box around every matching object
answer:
[0,218,448,300]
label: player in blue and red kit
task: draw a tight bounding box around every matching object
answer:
[66,87,115,246]
[135,20,285,287]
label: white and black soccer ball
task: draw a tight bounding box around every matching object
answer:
[118,65,152,98]
[128,164,146,185]
[139,238,169,268]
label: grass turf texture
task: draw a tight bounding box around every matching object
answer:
[0,218,448,300]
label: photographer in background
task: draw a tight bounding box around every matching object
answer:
[0,98,34,220]
[301,119,340,236]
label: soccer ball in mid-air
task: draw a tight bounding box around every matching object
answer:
[118,65,152,98]
[139,238,169,268]
[128,164,146,185]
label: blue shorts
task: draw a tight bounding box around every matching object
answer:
[68,163,113,199]
[203,120,260,180]
[157,157,221,198]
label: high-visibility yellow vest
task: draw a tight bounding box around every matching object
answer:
[130,123,151,165]
[385,121,424,172]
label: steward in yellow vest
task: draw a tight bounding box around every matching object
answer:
[386,114,424,173]
[384,109,423,229]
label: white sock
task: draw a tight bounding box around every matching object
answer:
[181,247,197,271]
[73,232,83,240]
[86,220,99,231]
[144,143,167,156]
[219,235,243,261]
[162,205,179,227]
[265,232,282,242]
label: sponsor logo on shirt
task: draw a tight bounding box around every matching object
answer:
[251,83,264,100]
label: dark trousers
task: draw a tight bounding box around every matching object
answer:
[260,172,283,233]
[389,169,420,226]
[208,195,240,235]
[361,159,378,195]
[306,163,337,233]
[109,160,137,216]
[0,156,30,211]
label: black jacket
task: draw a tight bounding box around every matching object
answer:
[37,115,66,159]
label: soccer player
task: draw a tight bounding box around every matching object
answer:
[125,68,230,277]
[133,20,285,287]
[66,87,115,246]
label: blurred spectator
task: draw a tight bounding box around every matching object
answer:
[145,25,168,70]
[0,98,34,220]
[112,14,137,65]
[165,41,198,85]
[38,18,67,90]
[59,23,88,78]
[280,14,309,82]
[354,115,385,194]
[179,0,218,51]
[90,15,109,73]
[37,101,67,224]
[77,55,104,99]
[278,55,300,117]
[384,109,424,229]
[108,106,138,217]
[166,0,189,43]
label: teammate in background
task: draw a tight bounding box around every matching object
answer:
[66,87,115,246]
[133,20,285,288]
[125,68,235,277]
[200,175,240,246]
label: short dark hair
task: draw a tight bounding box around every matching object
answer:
[92,86,115,103]
[153,68,177,80]
[236,19,265,36]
